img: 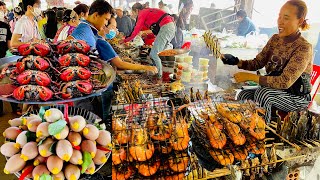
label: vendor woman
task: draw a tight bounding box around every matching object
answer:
[221,0,312,122]
[123,2,175,78]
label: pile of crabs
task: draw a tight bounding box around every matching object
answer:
[0,40,106,101]
[112,102,191,180]
[189,100,276,178]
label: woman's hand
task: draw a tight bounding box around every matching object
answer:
[234,72,260,83]
[144,66,158,74]
[221,54,239,65]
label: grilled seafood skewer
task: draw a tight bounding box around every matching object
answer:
[270,144,277,168]
[136,161,160,176]
[309,115,320,140]
[209,149,234,166]
[129,125,155,161]
[206,120,227,149]
[241,160,250,176]
[229,144,248,161]
[296,111,308,141]
[248,118,266,140]
[261,150,269,173]
[223,119,246,145]
[216,103,242,123]
[170,116,190,151]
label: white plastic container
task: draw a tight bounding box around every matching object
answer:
[199,65,209,72]
[199,58,209,66]
[181,71,192,82]
[184,56,193,64]
[175,55,185,63]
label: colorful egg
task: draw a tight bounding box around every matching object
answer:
[0,142,20,157]
[82,124,99,141]
[81,140,97,158]
[53,125,69,140]
[16,131,28,148]
[56,140,73,162]
[36,122,50,139]
[3,127,22,140]
[93,149,108,165]
[38,138,54,157]
[47,155,63,175]
[44,108,63,122]
[96,130,111,146]
[27,119,42,132]
[32,164,50,180]
[69,115,86,132]
[67,132,82,146]
[21,142,38,161]
[69,149,83,165]
[4,154,26,174]
[64,164,80,180]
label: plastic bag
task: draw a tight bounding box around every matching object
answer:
[132,35,144,47]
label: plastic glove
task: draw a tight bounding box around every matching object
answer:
[221,54,239,65]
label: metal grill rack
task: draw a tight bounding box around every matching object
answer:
[187,99,272,177]
[112,97,193,179]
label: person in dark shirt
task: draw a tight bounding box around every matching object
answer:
[43,10,58,39]
[115,6,133,37]
[0,22,11,58]
[236,10,256,36]
[0,20,20,116]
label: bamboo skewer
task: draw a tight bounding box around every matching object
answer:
[266,143,284,148]
[266,125,301,150]
[269,123,277,129]
[264,138,275,142]
[237,155,307,170]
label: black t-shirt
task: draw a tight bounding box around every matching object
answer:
[0,21,12,58]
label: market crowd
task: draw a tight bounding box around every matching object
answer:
[0,0,193,119]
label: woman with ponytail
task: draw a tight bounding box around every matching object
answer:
[220,0,313,122]
[54,9,80,43]
[43,10,58,39]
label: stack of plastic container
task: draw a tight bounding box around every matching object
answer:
[174,55,184,80]
[181,56,193,82]
[199,58,210,81]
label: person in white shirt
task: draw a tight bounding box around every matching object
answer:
[11,0,41,47]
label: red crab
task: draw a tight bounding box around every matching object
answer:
[56,40,91,55]
[59,66,92,81]
[18,42,51,57]
[60,80,94,99]
[58,53,91,67]
[12,85,53,101]
[0,64,19,79]
[14,70,52,86]
[16,56,53,73]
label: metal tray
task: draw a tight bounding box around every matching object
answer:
[0,56,116,104]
